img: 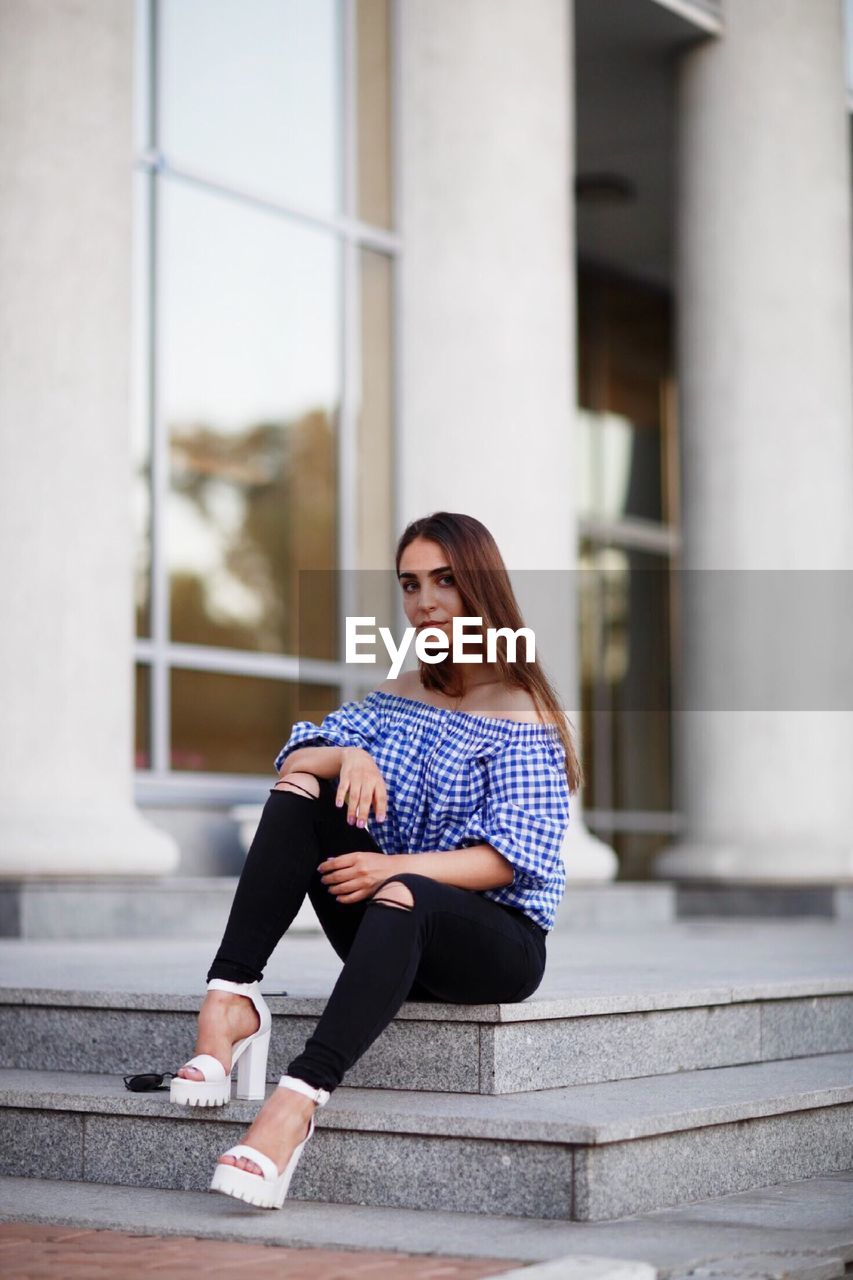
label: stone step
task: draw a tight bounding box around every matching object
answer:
[675,883,853,923]
[2,1053,851,1222]
[3,880,852,942]
[1,1167,851,1277]
[5,879,853,942]
[1,981,851,1094]
[0,878,684,939]
[0,877,320,941]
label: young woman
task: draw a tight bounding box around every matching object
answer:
[171,511,583,1209]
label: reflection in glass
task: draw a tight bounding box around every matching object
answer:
[135,665,151,769]
[577,267,672,523]
[357,249,395,624]
[579,543,672,816]
[356,0,393,228]
[578,408,662,523]
[292,682,347,728]
[171,671,340,775]
[160,179,340,657]
[158,0,342,215]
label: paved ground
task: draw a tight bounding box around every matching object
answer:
[0,1222,523,1279]
[1,1167,851,1270]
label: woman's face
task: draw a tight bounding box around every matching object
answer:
[397,537,466,638]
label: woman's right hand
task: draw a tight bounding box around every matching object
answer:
[336,747,388,826]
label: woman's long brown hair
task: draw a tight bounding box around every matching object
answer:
[395,512,584,795]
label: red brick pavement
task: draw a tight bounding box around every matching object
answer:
[0,1222,529,1279]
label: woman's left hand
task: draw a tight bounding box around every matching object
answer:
[318,851,404,904]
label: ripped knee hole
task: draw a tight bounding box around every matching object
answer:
[273,779,320,799]
[369,880,415,911]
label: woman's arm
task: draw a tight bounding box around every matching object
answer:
[279,745,344,779]
[390,844,515,892]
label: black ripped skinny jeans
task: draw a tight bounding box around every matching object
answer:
[207,777,547,1094]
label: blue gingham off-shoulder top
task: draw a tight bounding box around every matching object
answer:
[274,690,571,932]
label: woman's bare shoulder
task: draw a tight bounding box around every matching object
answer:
[487,685,552,724]
[374,670,420,697]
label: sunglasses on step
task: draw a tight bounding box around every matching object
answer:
[123,1072,175,1092]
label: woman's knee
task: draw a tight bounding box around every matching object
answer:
[273,771,322,799]
[368,872,432,912]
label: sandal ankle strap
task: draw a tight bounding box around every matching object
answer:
[278,1074,330,1106]
[207,978,259,996]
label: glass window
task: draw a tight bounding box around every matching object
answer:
[357,248,395,622]
[133,171,152,638]
[133,1,398,789]
[612,831,674,882]
[160,178,340,656]
[170,671,339,775]
[578,408,663,524]
[135,665,151,769]
[579,542,673,815]
[576,264,679,877]
[356,0,393,228]
[158,0,342,215]
[577,268,673,524]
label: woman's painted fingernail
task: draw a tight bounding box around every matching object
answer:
[347,815,354,825]
[357,819,365,828]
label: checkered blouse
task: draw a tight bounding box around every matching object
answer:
[274,690,571,932]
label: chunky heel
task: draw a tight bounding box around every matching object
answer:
[235,1026,271,1100]
[170,979,272,1108]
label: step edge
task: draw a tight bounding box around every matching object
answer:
[2,982,853,1019]
[1,1064,852,1145]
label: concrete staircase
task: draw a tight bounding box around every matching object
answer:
[1,922,852,1226]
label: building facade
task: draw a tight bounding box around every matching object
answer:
[1,0,851,888]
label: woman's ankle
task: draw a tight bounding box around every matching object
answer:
[203,989,256,1014]
[206,969,261,985]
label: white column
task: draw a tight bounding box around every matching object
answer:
[656,0,853,882]
[396,0,616,880]
[0,0,178,874]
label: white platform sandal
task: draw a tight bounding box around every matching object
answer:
[169,978,272,1107]
[209,1074,331,1209]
